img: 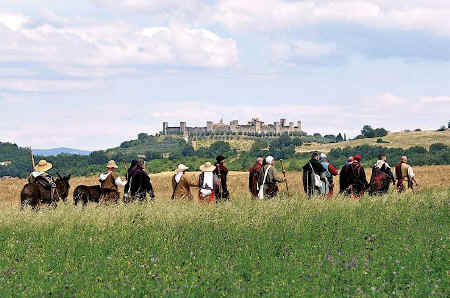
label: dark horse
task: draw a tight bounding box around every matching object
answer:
[20,174,71,210]
[73,185,101,207]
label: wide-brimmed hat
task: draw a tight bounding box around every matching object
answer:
[320,153,327,159]
[177,164,189,172]
[34,160,52,172]
[106,160,119,169]
[199,162,216,172]
[216,155,226,162]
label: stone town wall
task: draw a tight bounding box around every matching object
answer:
[162,118,303,136]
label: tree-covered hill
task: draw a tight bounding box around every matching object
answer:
[1,128,449,178]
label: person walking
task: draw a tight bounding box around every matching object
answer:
[368,154,395,195]
[249,157,263,197]
[302,152,326,197]
[346,154,369,198]
[319,153,339,197]
[128,160,155,202]
[214,155,230,201]
[198,162,219,203]
[171,164,195,200]
[393,155,418,192]
[258,156,286,199]
[339,156,354,193]
[123,160,138,203]
[99,160,127,204]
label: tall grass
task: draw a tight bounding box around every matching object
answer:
[0,188,448,296]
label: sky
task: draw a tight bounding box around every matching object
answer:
[0,0,449,150]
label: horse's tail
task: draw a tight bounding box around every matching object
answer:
[20,183,39,210]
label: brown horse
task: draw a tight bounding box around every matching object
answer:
[20,174,71,210]
[73,185,101,207]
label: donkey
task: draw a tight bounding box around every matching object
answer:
[73,185,101,207]
[20,174,71,210]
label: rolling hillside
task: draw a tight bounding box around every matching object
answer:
[296,130,450,153]
[192,138,256,152]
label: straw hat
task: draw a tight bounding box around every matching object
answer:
[106,160,119,169]
[34,160,52,172]
[199,162,215,172]
[176,164,189,172]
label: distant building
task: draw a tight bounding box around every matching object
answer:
[162,118,303,136]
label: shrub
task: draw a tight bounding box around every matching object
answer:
[409,146,427,154]
[429,143,448,153]
[374,128,388,137]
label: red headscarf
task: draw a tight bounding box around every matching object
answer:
[353,154,362,162]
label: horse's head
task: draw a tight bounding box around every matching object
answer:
[55,173,71,202]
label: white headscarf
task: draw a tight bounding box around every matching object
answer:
[175,172,184,183]
[265,156,274,164]
[374,160,390,169]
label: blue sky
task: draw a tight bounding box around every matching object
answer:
[0,0,449,150]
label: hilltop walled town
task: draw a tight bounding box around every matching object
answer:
[162,118,303,137]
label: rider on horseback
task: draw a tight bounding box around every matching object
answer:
[28,160,56,188]
[28,160,57,200]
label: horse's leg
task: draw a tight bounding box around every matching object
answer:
[20,197,29,211]
[31,199,40,211]
[73,192,79,206]
[79,192,88,208]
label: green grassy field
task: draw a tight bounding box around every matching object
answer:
[0,190,448,296]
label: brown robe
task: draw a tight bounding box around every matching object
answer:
[100,172,120,204]
[171,173,196,200]
[249,163,262,197]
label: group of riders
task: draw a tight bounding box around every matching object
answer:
[26,151,418,206]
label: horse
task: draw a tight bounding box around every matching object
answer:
[20,174,71,210]
[73,185,101,207]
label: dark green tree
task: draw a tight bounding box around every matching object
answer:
[361,125,375,138]
[89,151,108,165]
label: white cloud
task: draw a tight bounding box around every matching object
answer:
[95,0,450,36]
[0,15,238,90]
[272,40,338,66]
[213,0,450,35]
[362,93,450,121]
[0,12,30,30]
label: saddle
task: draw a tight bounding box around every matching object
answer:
[33,176,56,190]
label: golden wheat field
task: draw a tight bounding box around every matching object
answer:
[1,165,449,210]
